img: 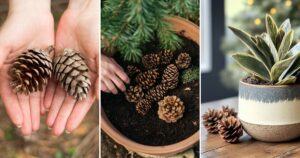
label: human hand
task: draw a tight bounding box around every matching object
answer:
[101,55,130,94]
[0,0,54,135]
[44,0,99,136]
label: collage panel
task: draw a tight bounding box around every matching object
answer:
[100,0,200,157]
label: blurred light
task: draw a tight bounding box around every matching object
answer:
[254,18,261,25]
[270,7,277,14]
[285,0,292,7]
[248,0,254,6]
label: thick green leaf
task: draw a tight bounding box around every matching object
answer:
[278,30,294,60]
[261,33,278,62]
[275,29,285,49]
[255,35,275,67]
[279,19,291,33]
[281,53,300,79]
[229,26,270,70]
[232,53,270,81]
[271,53,299,81]
[276,76,296,85]
[265,14,278,44]
[285,43,300,58]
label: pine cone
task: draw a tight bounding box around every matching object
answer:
[175,52,191,69]
[125,85,144,103]
[202,109,223,134]
[136,98,152,115]
[136,69,159,90]
[222,106,237,118]
[145,84,167,102]
[218,116,243,143]
[158,96,185,123]
[160,50,174,64]
[9,46,53,95]
[142,53,160,69]
[162,64,179,90]
[126,65,141,77]
[53,48,91,100]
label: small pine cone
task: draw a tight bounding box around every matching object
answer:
[160,50,174,64]
[142,53,160,69]
[158,96,185,123]
[218,116,243,143]
[126,65,141,77]
[136,69,159,90]
[136,98,152,115]
[9,46,53,95]
[53,48,91,100]
[175,53,191,69]
[202,109,223,134]
[162,64,179,90]
[222,106,237,118]
[125,85,144,103]
[145,84,167,102]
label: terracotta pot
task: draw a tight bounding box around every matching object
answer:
[239,81,300,142]
[101,16,199,156]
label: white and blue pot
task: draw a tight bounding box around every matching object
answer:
[239,81,300,142]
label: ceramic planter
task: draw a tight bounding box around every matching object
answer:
[239,81,300,142]
[101,16,199,156]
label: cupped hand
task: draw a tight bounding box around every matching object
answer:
[0,2,54,135]
[101,55,130,94]
[44,0,99,136]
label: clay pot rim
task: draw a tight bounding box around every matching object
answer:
[101,16,199,156]
[240,80,300,88]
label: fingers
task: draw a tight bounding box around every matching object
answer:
[46,86,66,128]
[110,73,126,92]
[0,66,23,127]
[29,92,40,132]
[66,92,95,133]
[17,95,32,136]
[52,96,76,136]
[101,81,109,93]
[111,59,130,84]
[44,79,57,110]
[103,77,118,94]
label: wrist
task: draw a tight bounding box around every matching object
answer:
[9,0,51,14]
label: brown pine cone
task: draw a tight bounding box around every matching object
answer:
[218,116,243,143]
[142,53,160,69]
[53,48,91,100]
[160,50,174,64]
[9,46,53,95]
[126,65,141,77]
[175,52,191,69]
[162,64,179,90]
[202,109,223,134]
[136,69,159,90]
[125,85,144,103]
[158,96,185,123]
[145,84,167,102]
[136,98,152,115]
[222,106,237,118]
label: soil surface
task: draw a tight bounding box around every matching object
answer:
[102,36,199,146]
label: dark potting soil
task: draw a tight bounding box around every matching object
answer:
[243,75,300,85]
[101,35,199,146]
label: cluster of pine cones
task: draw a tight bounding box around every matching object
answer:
[124,50,191,123]
[9,46,90,100]
[202,106,243,143]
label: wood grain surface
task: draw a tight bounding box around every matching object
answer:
[201,97,300,158]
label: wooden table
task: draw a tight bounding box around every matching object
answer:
[201,97,300,158]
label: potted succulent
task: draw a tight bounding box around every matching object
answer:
[101,16,199,156]
[229,14,300,142]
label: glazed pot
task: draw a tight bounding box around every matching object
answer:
[239,81,300,142]
[101,16,199,156]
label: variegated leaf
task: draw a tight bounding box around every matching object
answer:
[232,53,270,81]
[261,33,278,62]
[281,53,300,80]
[271,53,299,81]
[276,76,296,85]
[278,30,293,60]
[255,35,274,68]
[265,14,278,44]
[275,29,285,49]
[285,43,300,57]
[229,26,270,71]
[279,19,291,33]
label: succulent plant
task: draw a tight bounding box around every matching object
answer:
[229,14,300,85]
